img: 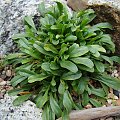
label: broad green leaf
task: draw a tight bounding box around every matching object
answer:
[100,34,115,53]
[22,49,40,59]
[41,62,51,72]
[12,33,28,39]
[50,94,62,118]
[88,45,106,53]
[44,44,58,54]
[63,90,73,112]
[56,1,63,15]
[71,57,94,68]
[94,61,105,73]
[60,60,78,73]
[90,98,102,107]
[93,22,112,30]
[33,42,54,57]
[61,71,82,80]
[93,74,120,90]
[11,75,27,87]
[90,87,106,98]
[110,56,120,64]
[28,73,49,83]
[24,16,36,31]
[64,35,77,42]
[18,69,35,77]
[38,1,46,16]
[78,65,94,72]
[69,43,89,58]
[36,90,48,108]
[50,61,60,70]
[13,94,31,106]
[18,38,30,50]
[101,55,113,65]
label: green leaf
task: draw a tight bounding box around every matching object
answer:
[101,55,113,65]
[8,88,29,96]
[78,77,89,94]
[94,61,105,73]
[90,98,102,107]
[36,90,48,108]
[5,53,24,60]
[78,65,94,72]
[71,57,94,68]
[90,87,106,98]
[64,35,77,42]
[63,90,73,112]
[18,69,35,77]
[11,75,27,87]
[34,42,54,57]
[56,1,63,15]
[60,60,78,73]
[69,43,89,58]
[38,1,46,16]
[88,45,106,53]
[93,22,112,30]
[42,104,50,120]
[12,33,28,39]
[13,94,31,106]
[110,56,120,64]
[62,109,69,120]
[44,44,58,54]
[51,76,56,86]
[50,61,60,70]
[58,81,66,94]
[50,94,62,118]
[61,71,82,80]
[93,74,120,90]
[28,73,49,83]
[41,62,51,72]
[24,16,36,31]
[100,34,115,53]
[82,91,89,106]
[59,43,68,56]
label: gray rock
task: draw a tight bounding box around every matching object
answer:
[0,93,42,120]
[0,0,54,55]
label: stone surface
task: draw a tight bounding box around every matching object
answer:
[0,0,54,55]
[0,94,42,120]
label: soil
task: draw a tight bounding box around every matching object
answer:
[88,5,120,55]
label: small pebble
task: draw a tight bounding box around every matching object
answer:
[85,104,92,109]
[6,70,12,77]
[114,95,119,100]
[0,81,7,86]
[114,73,119,77]
[107,99,112,104]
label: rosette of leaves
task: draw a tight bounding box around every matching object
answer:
[6,1,120,120]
